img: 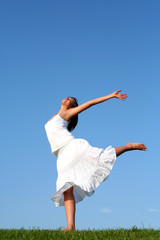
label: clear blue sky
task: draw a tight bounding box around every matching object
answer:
[0,0,160,230]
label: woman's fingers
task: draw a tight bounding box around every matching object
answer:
[116,89,122,93]
[114,90,128,100]
[121,94,128,97]
[119,94,128,100]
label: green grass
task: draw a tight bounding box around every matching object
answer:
[0,227,160,240]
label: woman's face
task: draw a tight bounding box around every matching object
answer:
[61,97,75,108]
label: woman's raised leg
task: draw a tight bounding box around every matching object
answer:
[115,142,147,157]
[63,187,76,231]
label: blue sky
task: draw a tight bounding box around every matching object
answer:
[0,0,160,230]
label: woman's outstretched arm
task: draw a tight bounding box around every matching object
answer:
[65,90,127,120]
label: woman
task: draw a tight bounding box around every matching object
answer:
[45,90,147,231]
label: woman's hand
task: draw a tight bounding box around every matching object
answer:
[113,90,128,101]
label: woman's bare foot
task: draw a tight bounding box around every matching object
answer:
[64,227,75,232]
[126,142,147,151]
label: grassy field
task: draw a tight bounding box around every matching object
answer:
[0,227,160,240]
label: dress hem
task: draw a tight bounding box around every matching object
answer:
[51,146,116,207]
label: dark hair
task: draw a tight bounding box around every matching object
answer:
[67,97,78,132]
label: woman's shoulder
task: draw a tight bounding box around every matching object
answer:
[48,112,68,122]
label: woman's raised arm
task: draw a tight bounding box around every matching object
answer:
[65,90,127,120]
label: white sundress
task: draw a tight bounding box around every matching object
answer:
[45,114,116,207]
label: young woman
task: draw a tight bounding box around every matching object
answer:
[45,90,147,231]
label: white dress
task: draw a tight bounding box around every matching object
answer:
[45,114,116,207]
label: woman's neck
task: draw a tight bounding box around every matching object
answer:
[58,106,69,114]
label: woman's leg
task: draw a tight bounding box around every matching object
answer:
[63,187,76,231]
[115,142,147,157]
